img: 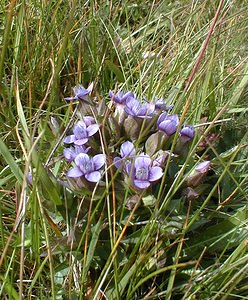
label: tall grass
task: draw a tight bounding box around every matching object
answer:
[0,0,247,299]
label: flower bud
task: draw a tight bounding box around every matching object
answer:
[186,161,210,187]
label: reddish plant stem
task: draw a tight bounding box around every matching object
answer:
[184,0,224,92]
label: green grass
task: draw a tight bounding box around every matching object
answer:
[0,0,247,299]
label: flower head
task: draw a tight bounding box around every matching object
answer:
[63,145,90,162]
[186,160,210,187]
[157,113,179,136]
[67,153,105,182]
[64,120,99,146]
[64,83,93,102]
[180,125,195,143]
[145,97,173,112]
[126,153,163,189]
[125,97,155,119]
[109,90,134,106]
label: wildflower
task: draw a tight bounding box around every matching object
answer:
[64,120,99,146]
[67,153,105,182]
[64,83,93,103]
[126,153,163,189]
[109,90,134,106]
[145,97,173,112]
[186,161,210,187]
[114,141,135,170]
[63,145,90,162]
[180,125,195,143]
[125,97,155,119]
[157,113,179,136]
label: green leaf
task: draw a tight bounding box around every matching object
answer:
[0,275,19,300]
[142,194,156,207]
[84,218,102,276]
[0,138,23,184]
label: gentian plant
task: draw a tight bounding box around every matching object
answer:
[60,83,210,207]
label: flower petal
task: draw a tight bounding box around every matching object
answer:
[74,138,88,145]
[73,85,89,99]
[85,171,101,182]
[63,147,76,161]
[125,161,134,175]
[67,167,83,178]
[133,180,150,189]
[114,156,122,169]
[83,116,95,126]
[137,103,154,117]
[74,145,90,154]
[158,119,177,136]
[64,135,76,144]
[87,124,99,137]
[75,153,89,166]
[149,166,163,181]
[180,125,195,139]
[157,112,167,125]
[134,154,151,169]
[93,154,105,170]
[195,161,210,173]
[120,141,135,158]
[64,96,76,101]
[124,106,135,116]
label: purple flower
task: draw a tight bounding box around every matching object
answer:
[157,113,179,136]
[114,141,135,170]
[67,153,105,182]
[180,125,195,143]
[125,97,155,119]
[145,97,173,112]
[64,120,99,146]
[126,153,163,189]
[64,83,93,102]
[109,90,134,106]
[63,145,90,162]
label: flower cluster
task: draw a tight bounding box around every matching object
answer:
[61,84,210,196]
[63,114,105,184]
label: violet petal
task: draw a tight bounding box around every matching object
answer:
[157,112,167,125]
[75,153,89,167]
[93,154,105,170]
[133,179,150,189]
[85,171,101,182]
[67,167,83,178]
[87,124,99,137]
[149,167,163,181]
[74,138,88,146]
[134,154,151,169]
[64,135,76,144]
[114,157,122,169]
[63,147,76,161]
[120,141,135,158]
